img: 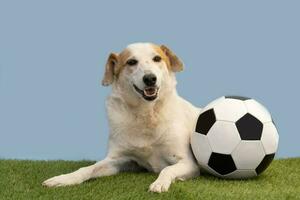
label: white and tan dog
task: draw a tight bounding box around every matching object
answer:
[43,43,202,193]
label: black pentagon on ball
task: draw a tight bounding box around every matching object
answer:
[256,153,275,175]
[208,152,237,175]
[225,95,251,101]
[236,113,263,140]
[195,109,216,135]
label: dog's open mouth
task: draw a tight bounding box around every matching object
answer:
[133,84,159,101]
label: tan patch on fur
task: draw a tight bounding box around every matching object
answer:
[114,49,132,77]
[102,49,133,85]
[102,53,118,86]
[159,45,184,72]
[151,44,171,70]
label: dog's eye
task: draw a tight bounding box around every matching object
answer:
[153,55,162,62]
[126,59,138,66]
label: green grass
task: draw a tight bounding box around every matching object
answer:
[0,158,299,200]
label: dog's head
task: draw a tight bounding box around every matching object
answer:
[102,43,183,103]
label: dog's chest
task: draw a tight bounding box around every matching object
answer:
[121,114,166,148]
[128,142,180,173]
[115,104,166,139]
[107,97,188,172]
[117,116,181,172]
[123,122,184,172]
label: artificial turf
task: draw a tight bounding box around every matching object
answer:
[0,158,299,200]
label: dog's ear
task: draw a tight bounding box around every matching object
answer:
[160,45,184,72]
[102,53,118,86]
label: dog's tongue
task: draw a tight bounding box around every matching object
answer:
[144,87,157,96]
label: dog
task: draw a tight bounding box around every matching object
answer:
[43,43,202,193]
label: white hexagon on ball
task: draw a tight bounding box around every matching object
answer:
[207,121,241,154]
[201,96,225,113]
[224,169,257,179]
[191,133,212,166]
[261,122,279,154]
[214,98,248,122]
[232,141,265,169]
[244,99,272,123]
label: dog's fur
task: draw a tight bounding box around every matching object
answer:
[43,43,202,193]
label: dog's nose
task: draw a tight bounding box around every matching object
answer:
[143,73,157,86]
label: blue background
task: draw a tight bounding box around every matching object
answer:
[0,1,299,160]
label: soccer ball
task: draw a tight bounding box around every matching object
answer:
[191,96,279,179]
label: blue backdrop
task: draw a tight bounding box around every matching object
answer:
[0,1,299,160]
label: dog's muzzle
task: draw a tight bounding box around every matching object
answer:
[133,84,159,101]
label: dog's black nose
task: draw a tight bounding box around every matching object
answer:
[143,73,157,86]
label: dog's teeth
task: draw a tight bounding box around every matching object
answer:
[144,88,157,96]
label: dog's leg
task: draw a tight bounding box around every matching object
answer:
[42,157,128,187]
[149,159,200,193]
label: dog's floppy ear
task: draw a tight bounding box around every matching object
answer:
[102,53,118,86]
[160,45,184,72]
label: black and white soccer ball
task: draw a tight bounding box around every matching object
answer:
[191,96,279,179]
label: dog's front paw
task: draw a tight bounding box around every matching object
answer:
[149,179,171,193]
[42,174,82,187]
